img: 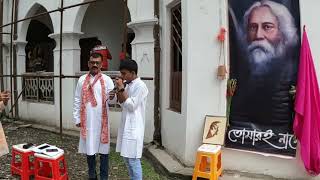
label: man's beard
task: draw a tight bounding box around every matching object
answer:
[247,40,285,76]
[90,66,100,75]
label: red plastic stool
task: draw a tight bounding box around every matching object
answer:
[11,144,35,180]
[34,151,68,180]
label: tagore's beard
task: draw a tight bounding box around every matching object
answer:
[247,40,285,75]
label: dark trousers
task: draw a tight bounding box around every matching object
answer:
[87,154,109,180]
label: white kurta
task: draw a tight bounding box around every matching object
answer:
[73,74,114,155]
[116,78,148,158]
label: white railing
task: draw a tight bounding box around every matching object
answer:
[22,72,54,104]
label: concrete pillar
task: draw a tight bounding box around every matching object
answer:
[13,40,27,117]
[49,32,83,130]
[128,19,157,142]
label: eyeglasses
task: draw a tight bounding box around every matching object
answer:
[89,61,101,65]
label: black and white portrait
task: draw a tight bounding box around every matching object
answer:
[226,0,300,156]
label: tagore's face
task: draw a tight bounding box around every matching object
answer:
[247,6,281,45]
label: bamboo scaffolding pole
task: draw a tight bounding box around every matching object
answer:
[0,0,98,29]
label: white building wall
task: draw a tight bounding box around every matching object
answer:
[160,0,187,162]
[301,1,320,81]
[1,47,9,92]
[162,0,320,179]
[2,0,15,111]
[60,0,83,33]
[2,0,12,43]
[17,0,59,41]
[183,0,228,165]
[128,0,154,22]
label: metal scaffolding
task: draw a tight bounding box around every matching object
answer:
[0,0,155,139]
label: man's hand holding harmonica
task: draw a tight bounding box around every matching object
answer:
[0,90,10,112]
[114,77,128,103]
[0,91,10,105]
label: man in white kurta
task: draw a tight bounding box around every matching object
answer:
[73,52,114,180]
[115,59,148,180]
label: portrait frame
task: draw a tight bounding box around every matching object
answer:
[202,116,227,145]
[226,0,300,156]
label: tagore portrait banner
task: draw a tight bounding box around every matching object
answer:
[226,0,300,156]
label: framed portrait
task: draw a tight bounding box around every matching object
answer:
[202,116,227,145]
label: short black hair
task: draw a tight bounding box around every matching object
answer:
[119,59,138,74]
[89,52,103,60]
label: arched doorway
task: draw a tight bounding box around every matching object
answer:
[79,0,133,71]
[25,6,55,72]
[22,5,55,103]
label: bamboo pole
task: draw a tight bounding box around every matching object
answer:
[0,0,98,29]
[13,0,19,118]
[0,0,4,91]
[59,0,64,139]
[9,0,15,117]
[153,0,162,145]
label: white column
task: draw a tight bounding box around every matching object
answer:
[2,43,11,96]
[14,40,27,75]
[128,19,158,143]
[1,41,27,116]
[13,40,27,117]
[49,32,83,130]
[1,45,9,89]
